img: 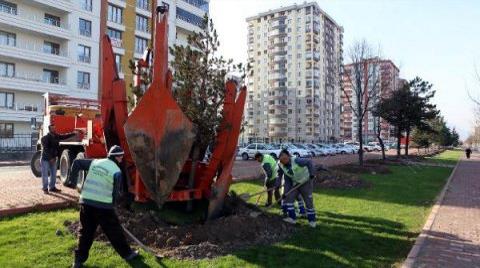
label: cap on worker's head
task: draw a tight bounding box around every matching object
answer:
[108,145,124,157]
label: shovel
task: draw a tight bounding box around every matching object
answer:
[239,184,283,201]
[122,224,164,261]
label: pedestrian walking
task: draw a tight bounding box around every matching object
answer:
[465,147,472,159]
[67,145,139,268]
[40,124,78,194]
[277,149,317,228]
[254,152,281,206]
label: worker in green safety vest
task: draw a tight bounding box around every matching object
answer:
[254,152,281,206]
[67,145,139,268]
[277,149,317,228]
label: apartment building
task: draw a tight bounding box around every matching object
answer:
[245,2,343,144]
[340,59,400,142]
[0,0,101,139]
[102,0,209,96]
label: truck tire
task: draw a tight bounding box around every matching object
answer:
[74,152,86,192]
[59,149,75,184]
[30,151,42,178]
[242,153,249,161]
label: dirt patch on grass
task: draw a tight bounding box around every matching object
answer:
[333,163,392,175]
[315,170,372,189]
[66,194,296,259]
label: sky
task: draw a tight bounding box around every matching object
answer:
[209,0,480,140]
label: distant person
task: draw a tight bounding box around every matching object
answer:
[465,147,472,159]
[254,152,281,206]
[40,124,78,194]
[67,145,139,268]
[277,149,317,228]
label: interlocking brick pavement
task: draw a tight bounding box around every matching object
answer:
[0,166,78,217]
[404,153,480,268]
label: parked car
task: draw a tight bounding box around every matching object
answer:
[362,144,376,152]
[333,143,354,154]
[305,144,328,156]
[367,142,383,151]
[341,144,357,154]
[237,143,281,160]
[344,141,360,152]
[273,144,311,158]
[317,144,337,156]
[293,143,316,157]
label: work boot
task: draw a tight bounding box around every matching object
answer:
[43,189,49,194]
[124,250,140,261]
[264,201,272,207]
[71,261,83,268]
[308,221,316,228]
[49,187,61,193]
[283,217,296,225]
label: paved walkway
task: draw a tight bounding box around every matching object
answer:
[0,166,78,218]
[405,154,480,268]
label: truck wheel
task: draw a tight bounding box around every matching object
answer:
[242,153,249,161]
[30,151,42,178]
[75,152,86,192]
[59,149,75,184]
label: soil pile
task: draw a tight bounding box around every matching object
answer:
[315,170,371,189]
[67,195,296,259]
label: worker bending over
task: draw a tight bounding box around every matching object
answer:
[254,153,281,206]
[277,149,317,228]
[66,145,139,268]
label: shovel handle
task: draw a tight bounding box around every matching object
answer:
[276,177,315,204]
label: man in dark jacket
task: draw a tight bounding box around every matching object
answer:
[40,124,77,194]
[67,145,138,268]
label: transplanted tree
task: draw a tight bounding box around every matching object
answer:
[342,40,382,165]
[375,77,438,156]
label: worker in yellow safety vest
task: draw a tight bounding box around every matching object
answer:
[67,145,139,268]
[254,152,281,206]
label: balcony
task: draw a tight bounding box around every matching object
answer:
[0,42,70,67]
[31,0,73,12]
[0,9,70,40]
[0,73,68,95]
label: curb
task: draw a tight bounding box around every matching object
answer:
[0,162,29,167]
[402,157,462,268]
[0,201,76,218]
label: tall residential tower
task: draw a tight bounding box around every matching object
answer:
[245,2,343,143]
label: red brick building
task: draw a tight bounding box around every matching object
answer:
[340,59,401,142]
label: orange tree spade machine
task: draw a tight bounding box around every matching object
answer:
[31,5,246,220]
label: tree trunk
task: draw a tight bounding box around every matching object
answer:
[396,127,402,157]
[405,128,410,156]
[357,118,364,166]
[186,143,201,212]
[377,134,386,161]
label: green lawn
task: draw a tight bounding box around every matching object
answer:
[0,153,458,268]
[424,149,463,165]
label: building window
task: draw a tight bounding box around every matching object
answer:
[0,30,15,46]
[136,15,149,33]
[135,37,148,53]
[80,0,92,11]
[108,4,123,24]
[0,62,14,77]
[43,41,60,55]
[79,18,92,37]
[114,54,122,73]
[136,0,149,10]
[77,44,91,63]
[182,0,209,12]
[44,14,61,27]
[0,123,14,138]
[107,28,122,47]
[0,0,17,15]
[176,7,205,28]
[77,71,90,89]
[43,69,59,84]
[0,92,14,109]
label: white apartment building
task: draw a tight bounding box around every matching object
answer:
[245,2,343,144]
[0,0,100,138]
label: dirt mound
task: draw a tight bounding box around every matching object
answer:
[67,195,296,259]
[333,163,391,175]
[315,170,371,189]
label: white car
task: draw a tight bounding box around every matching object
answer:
[293,143,316,157]
[344,142,360,152]
[333,144,354,154]
[277,144,311,158]
[305,144,328,156]
[237,143,281,160]
[367,142,382,151]
[317,144,337,156]
[341,144,357,154]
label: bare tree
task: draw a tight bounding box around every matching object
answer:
[342,40,381,165]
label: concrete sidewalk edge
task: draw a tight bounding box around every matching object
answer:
[0,200,76,218]
[402,157,462,268]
